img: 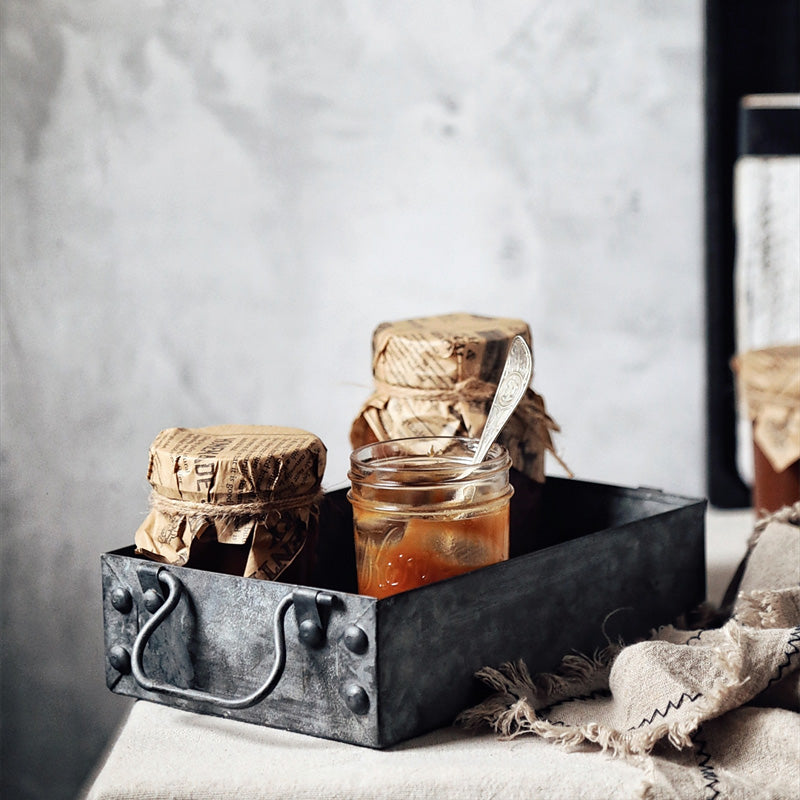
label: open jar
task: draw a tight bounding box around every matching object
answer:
[347,436,513,598]
[349,313,570,557]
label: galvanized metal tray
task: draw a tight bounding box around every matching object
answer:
[101,476,706,748]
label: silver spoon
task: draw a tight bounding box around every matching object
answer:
[470,335,533,466]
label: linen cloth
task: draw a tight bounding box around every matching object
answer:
[460,504,800,799]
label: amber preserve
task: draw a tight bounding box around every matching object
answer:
[347,436,512,598]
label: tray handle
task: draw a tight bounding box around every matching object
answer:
[130,567,332,709]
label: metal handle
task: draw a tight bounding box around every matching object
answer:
[131,568,326,709]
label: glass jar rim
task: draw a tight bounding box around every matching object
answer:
[348,436,511,487]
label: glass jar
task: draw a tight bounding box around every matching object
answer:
[349,313,564,485]
[134,425,327,582]
[732,345,800,517]
[347,436,513,598]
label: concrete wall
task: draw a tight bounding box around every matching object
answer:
[0,2,703,797]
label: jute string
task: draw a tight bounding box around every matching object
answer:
[149,490,323,521]
[371,376,500,402]
[737,387,799,412]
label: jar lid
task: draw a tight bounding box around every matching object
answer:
[371,312,532,390]
[732,345,800,473]
[147,425,327,504]
[352,313,570,483]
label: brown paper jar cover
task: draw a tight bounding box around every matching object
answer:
[350,312,566,483]
[134,425,327,581]
[732,344,800,515]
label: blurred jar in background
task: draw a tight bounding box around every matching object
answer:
[733,94,800,514]
[732,346,800,516]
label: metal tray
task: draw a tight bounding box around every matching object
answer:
[101,476,706,748]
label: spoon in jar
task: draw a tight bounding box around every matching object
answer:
[470,335,533,467]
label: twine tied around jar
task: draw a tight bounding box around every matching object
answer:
[149,489,324,522]
[370,376,500,402]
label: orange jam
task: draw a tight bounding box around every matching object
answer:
[348,437,512,599]
[352,504,509,597]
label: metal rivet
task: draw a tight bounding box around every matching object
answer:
[108,645,131,674]
[298,619,324,648]
[143,588,164,613]
[344,684,370,715]
[343,625,369,655]
[110,587,132,614]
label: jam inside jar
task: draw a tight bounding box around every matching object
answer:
[347,437,513,598]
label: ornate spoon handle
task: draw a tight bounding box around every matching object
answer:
[471,335,533,465]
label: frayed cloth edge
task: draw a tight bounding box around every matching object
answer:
[457,620,754,759]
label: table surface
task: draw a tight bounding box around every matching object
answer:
[82,508,756,800]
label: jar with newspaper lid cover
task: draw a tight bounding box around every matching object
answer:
[732,345,800,516]
[133,425,326,581]
[350,312,566,484]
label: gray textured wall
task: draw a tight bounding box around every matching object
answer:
[1,2,703,797]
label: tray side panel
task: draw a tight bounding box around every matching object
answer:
[101,552,380,747]
[535,477,700,550]
[376,500,706,747]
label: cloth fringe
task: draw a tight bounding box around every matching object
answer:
[459,623,754,757]
[750,500,800,547]
[458,507,800,762]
